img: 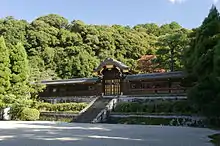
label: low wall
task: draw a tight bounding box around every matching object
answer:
[40,112,77,117]
[108,114,207,127]
[118,96,187,102]
[110,114,205,120]
[40,96,99,120]
[41,96,96,104]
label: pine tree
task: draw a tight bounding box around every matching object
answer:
[191,5,220,80]
[186,6,220,121]
[9,42,30,96]
[0,36,11,96]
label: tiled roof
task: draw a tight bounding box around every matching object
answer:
[125,71,185,80]
[39,71,185,85]
[41,77,98,85]
[94,58,129,72]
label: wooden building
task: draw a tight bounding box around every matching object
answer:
[39,58,187,100]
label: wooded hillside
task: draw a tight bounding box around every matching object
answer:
[0,6,220,124]
[0,15,190,81]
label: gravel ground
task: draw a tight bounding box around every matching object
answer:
[0,121,218,146]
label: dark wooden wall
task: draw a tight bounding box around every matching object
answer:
[122,78,186,96]
[39,83,102,97]
[39,77,187,98]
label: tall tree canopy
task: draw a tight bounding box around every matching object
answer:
[185,6,220,121]
[0,15,191,82]
[0,37,11,96]
[0,14,189,79]
[9,42,30,97]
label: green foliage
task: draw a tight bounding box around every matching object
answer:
[114,100,196,114]
[208,133,220,146]
[0,16,29,45]
[184,6,220,121]
[0,37,11,95]
[156,29,190,71]
[9,42,30,96]
[20,108,40,121]
[9,98,34,120]
[0,13,190,79]
[37,102,87,113]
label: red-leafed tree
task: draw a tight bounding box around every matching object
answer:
[136,55,166,73]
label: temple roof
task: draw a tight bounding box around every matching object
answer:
[41,77,98,85]
[94,58,129,72]
[125,71,185,80]
[39,71,185,85]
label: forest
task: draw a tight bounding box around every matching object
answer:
[0,6,219,123]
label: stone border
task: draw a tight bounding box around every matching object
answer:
[40,112,78,117]
[110,114,205,120]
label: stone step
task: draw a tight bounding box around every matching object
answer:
[73,98,111,123]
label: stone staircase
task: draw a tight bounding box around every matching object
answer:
[73,97,112,123]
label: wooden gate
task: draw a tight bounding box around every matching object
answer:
[104,79,121,96]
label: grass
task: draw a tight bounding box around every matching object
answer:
[209,133,220,146]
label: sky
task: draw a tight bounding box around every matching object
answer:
[0,0,219,29]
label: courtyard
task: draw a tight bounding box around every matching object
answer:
[0,121,218,146]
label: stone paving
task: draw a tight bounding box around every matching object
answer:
[0,121,218,146]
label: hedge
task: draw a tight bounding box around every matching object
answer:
[36,102,87,113]
[114,100,198,114]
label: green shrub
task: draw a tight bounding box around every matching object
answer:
[114,100,196,114]
[20,108,40,121]
[36,102,87,113]
[208,133,220,146]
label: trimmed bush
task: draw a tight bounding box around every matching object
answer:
[114,100,197,114]
[36,102,87,113]
[20,108,40,121]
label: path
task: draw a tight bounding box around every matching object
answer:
[0,121,218,146]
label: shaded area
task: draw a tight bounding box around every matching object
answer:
[107,116,206,127]
[209,133,220,146]
[0,121,218,146]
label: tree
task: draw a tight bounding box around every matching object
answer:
[156,30,189,71]
[0,37,11,96]
[36,14,69,29]
[0,16,29,45]
[185,6,220,122]
[9,42,30,97]
[136,55,166,73]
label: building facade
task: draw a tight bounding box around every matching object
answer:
[39,58,187,99]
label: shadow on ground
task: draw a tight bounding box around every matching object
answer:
[0,121,218,146]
